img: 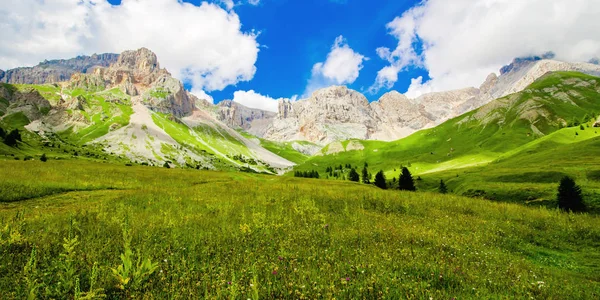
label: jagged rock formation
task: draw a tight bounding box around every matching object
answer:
[0,53,118,84]
[216,100,276,136]
[3,48,294,172]
[0,84,51,121]
[260,58,600,145]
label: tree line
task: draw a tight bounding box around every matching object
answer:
[295,162,588,213]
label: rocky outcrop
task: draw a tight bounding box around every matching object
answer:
[259,59,600,145]
[216,100,276,136]
[0,53,118,84]
[141,75,194,117]
[0,85,51,121]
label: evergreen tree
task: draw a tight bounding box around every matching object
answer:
[398,167,416,191]
[374,170,387,189]
[348,168,360,182]
[40,153,47,162]
[4,129,21,147]
[438,179,448,194]
[557,176,585,212]
[362,165,370,184]
[0,127,5,139]
[163,162,170,168]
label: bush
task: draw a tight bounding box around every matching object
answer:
[40,154,47,162]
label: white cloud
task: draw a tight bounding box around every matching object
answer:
[190,88,215,104]
[305,35,366,97]
[232,90,290,112]
[372,0,600,96]
[0,0,260,93]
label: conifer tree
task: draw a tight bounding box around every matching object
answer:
[374,170,387,189]
[348,168,360,182]
[438,179,448,194]
[4,129,21,147]
[557,176,585,212]
[362,165,370,184]
[398,167,416,191]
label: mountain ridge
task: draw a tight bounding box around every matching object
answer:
[0,53,119,84]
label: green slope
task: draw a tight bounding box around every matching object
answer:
[1,160,600,298]
[293,72,600,180]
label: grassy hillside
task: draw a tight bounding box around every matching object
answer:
[0,81,295,172]
[292,72,600,198]
[294,72,600,176]
[1,160,600,298]
[416,131,600,212]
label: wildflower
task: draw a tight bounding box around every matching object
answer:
[346,277,350,281]
[272,270,278,275]
[278,256,283,261]
[227,281,232,285]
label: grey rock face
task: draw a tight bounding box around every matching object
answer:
[142,75,194,117]
[0,53,118,84]
[216,100,276,136]
[260,59,600,145]
[0,86,51,121]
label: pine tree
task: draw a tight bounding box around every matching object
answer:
[438,179,448,194]
[362,165,370,184]
[398,167,416,191]
[0,127,5,139]
[40,153,47,162]
[557,176,585,212]
[374,170,387,189]
[163,162,170,168]
[348,168,360,182]
[4,129,21,147]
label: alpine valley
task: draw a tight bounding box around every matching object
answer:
[3,47,600,298]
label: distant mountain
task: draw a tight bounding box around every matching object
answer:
[258,58,600,145]
[292,71,600,178]
[0,48,294,172]
[0,53,119,84]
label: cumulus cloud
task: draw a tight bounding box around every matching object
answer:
[372,0,600,97]
[0,0,260,93]
[190,88,215,104]
[304,35,366,97]
[232,90,290,112]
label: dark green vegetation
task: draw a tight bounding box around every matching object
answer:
[1,160,600,298]
[558,176,586,212]
[293,72,600,211]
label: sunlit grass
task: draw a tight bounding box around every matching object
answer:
[1,160,599,298]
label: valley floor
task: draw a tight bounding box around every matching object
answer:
[1,160,600,298]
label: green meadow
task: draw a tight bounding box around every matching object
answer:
[1,160,600,299]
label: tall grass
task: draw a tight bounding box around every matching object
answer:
[1,160,599,298]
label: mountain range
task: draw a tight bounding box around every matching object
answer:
[1,47,600,173]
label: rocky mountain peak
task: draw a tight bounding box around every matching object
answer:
[309,85,369,107]
[107,47,169,88]
[377,90,410,105]
[500,52,555,75]
[0,53,118,84]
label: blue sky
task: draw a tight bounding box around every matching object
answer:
[107,0,429,103]
[2,0,599,111]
